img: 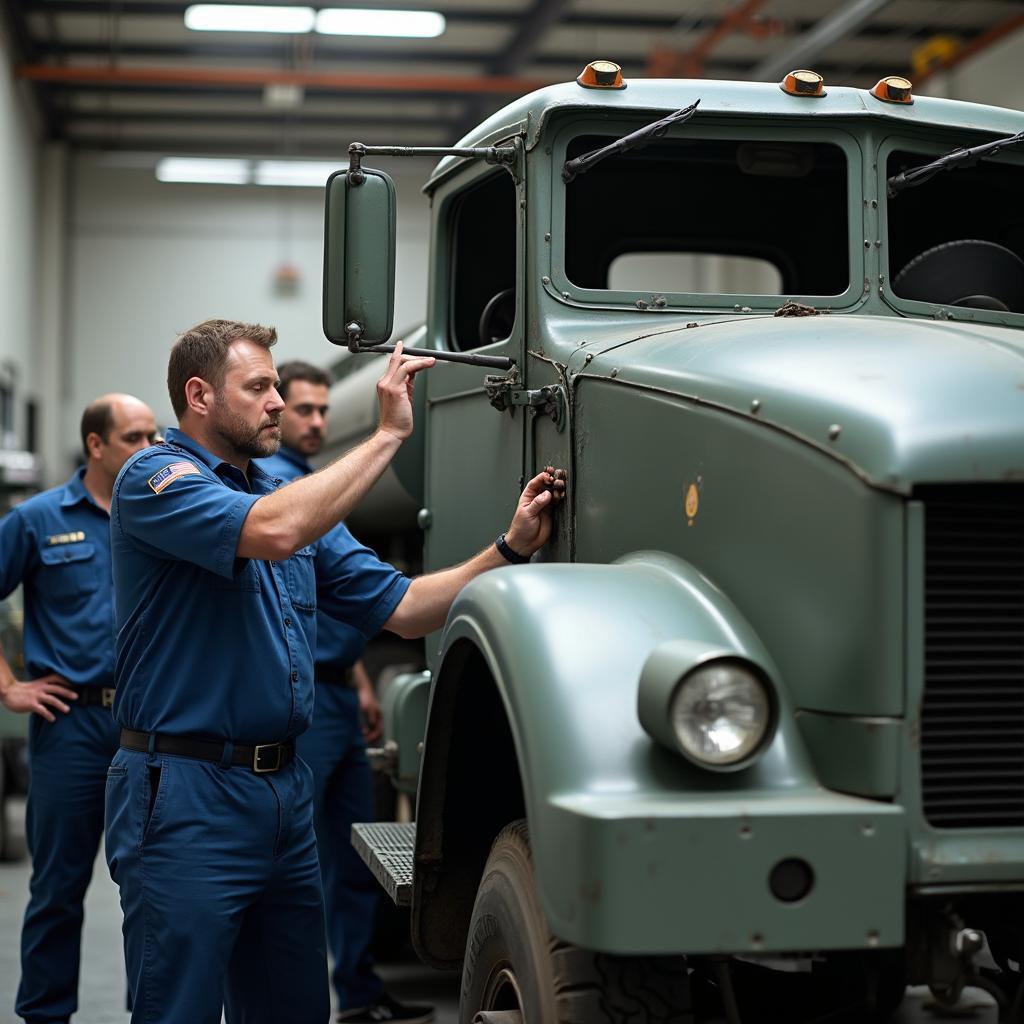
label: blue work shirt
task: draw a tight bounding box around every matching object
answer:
[0,468,115,687]
[258,445,407,670]
[111,428,408,743]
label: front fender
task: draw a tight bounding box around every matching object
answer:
[414,551,905,958]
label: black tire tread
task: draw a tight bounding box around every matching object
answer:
[486,820,693,1024]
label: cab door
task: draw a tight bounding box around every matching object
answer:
[421,162,525,646]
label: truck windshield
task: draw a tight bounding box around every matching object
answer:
[563,136,848,299]
[887,146,1024,314]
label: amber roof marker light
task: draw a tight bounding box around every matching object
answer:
[871,76,914,104]
[780,70,825,97]
[577,60,625,90]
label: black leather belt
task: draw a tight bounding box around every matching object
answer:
[119,729,295,773]
[314,664,354,686]
[76,685,116,708]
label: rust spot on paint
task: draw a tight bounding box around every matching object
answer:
[580,880,602,905]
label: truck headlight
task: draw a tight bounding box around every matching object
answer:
[670,661,771,768]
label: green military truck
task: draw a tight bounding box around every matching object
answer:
[322,64,1024,1023]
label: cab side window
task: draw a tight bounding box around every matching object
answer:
[449,172,517,351]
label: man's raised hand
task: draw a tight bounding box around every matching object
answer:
[376,341,436,441]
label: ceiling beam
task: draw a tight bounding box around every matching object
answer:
[64,108,455,129]
[453,0,571,140]
[17,64,554,96]
[913,11,1024,84]
[751,0,895,82]
[0,0,67,138]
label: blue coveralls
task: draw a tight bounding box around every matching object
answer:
[261,445,404,1011]
[105,428,410,1024]
[0,468,120,1024]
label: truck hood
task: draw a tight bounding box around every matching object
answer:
[572,314,1024,493]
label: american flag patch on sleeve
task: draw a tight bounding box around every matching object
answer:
[148,461,201,494]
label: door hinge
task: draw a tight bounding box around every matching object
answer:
[485,375,565,428]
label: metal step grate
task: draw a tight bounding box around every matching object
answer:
[919,484,1024,829]
[351,822,416,906]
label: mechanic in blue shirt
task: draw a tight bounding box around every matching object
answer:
[0,394,157,1024]
[259,360,431,1024]
[106,319,560,1024]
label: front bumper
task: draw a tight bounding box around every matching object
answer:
[537,788,906,955]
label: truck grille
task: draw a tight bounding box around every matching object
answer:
[920,484,1024,829]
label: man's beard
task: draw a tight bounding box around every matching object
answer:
[211,394,281,459]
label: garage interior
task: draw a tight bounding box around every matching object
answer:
[1,2,1023,1022]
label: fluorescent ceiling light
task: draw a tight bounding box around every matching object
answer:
[155,158,345,188]
[315,8,445,38]
[185,5,315,33]
[156,157,251,184]
[254,160,341,187]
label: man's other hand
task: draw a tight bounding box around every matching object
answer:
[353,661,383,743]
[1,674,79,721]
[503,466,567,557]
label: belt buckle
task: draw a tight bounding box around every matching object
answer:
[101,688,115,708]
[253,743,282,773]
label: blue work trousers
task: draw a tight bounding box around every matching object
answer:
[16,704,120,1024]
[104,749,330,1024]
[297,684,382,1011]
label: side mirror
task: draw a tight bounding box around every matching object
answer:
[322,167,397,347]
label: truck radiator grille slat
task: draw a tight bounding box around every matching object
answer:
[919,485,1024,829]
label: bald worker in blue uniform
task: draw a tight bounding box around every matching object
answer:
[105,319,561,1024]
[259,360,430,1024]
[0,394,157,1024]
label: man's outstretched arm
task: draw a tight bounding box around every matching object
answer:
[383,467,565,639]
[239,343,435,561]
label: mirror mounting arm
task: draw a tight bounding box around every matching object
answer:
[347,140,520,187]
[345,321,515,370]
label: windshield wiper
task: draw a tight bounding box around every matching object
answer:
[562,99,700,184]
[887,130,1024,197]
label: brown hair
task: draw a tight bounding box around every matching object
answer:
[167,319,277,418]
[79,399,114,460]
[276,360,330,402]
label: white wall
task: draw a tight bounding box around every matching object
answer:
[66,155,433,460]
[0,28,42,458]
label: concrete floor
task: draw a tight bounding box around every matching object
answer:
[0,797,1000,1024]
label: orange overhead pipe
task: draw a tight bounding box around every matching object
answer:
[16,64,554,96]
[912,12,1024,85]
[648,0,779,79]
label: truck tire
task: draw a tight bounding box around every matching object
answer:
[460,820,692,1024]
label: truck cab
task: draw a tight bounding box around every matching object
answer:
[324,67,1024,1024]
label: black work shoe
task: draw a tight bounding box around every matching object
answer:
[336,993,435,1024]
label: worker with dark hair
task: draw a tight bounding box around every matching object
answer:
[261,359,431,1023]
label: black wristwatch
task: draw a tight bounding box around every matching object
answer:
[495,533,530,565]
